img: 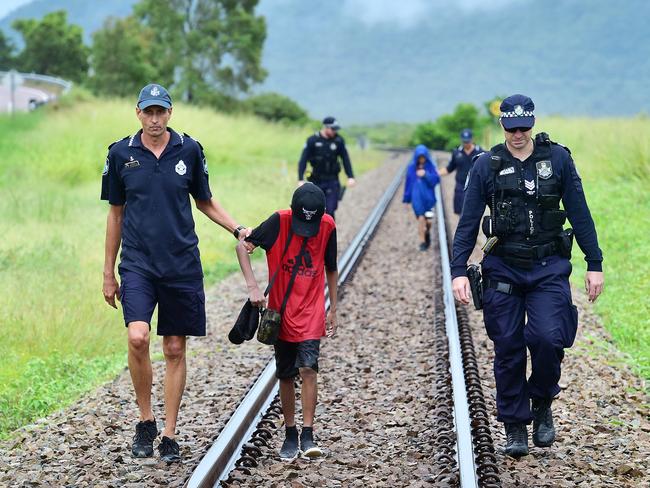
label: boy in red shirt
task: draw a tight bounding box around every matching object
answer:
[236,183,338,459]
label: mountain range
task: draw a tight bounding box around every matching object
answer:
[2,0,649,123]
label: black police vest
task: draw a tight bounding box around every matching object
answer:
[485,134,566,245]
[309,134,341,181]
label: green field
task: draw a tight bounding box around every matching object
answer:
[488,117,650,380]
[0,93,382,437]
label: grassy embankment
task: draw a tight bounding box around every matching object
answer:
[491,117,649,380]
[0,94,382,438]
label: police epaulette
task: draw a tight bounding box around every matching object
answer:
[107,135,129,150]
[471,152,484,163]
[550,140,571,155]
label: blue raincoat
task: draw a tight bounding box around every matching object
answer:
[402,145,440,216]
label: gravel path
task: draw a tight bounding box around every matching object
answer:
[0,153,404,487]
[438,160,650,488]
[225,156,443,488]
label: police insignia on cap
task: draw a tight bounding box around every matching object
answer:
[175,160,187,175]
[536,161,553,179]
[151,86,160,96]
[514,105,524,116]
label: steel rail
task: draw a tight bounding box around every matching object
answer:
[434,184,479,488]
[186,158,407,488]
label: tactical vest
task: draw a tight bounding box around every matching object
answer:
[309,133,341,181]
[483,133,566,245]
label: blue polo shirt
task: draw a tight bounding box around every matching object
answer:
[447,144,483,185]
[101,128,212,280]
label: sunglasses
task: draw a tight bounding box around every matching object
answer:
[504,126,533,133]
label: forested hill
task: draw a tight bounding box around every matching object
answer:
[2,0,649,123]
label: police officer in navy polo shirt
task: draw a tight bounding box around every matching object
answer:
[439,128,483,214]
[451,94,604,457]
[297,116,355,219]
[101,83,251,462]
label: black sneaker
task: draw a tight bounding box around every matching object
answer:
[532,398,555,447]
[424,230,431,247]
[504,423,529,458]
[300,427,323,458]
[132,419,158,458]
[419,242,428,251]
[280,426,299,460]
[158,436,181,463]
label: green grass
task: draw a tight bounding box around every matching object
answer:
[489,116,650,380]
[0,91,382,437]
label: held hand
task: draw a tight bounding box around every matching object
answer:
[249,286,266,308]
[452,276,471,305]
[103,274,120,309]
[297,180,306,187]
[326,309,338,338]
[347,178,356,188]
[416,168,425,178]
[237,227,255,253]
[585,271,604,302]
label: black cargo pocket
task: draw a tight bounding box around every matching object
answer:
[562,303,579,348]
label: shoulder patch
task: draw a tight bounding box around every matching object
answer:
[102,156,109,175]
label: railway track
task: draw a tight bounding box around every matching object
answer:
[184,162,501,488]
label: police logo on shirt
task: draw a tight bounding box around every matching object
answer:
[102,157,109,175]
[175,160,187,176]
[202,157,208,175]
[536,161,553,179]
[330,143,337,151]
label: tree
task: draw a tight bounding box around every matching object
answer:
[12,11,88,82]
[243,92,309,124]
[89,16,159,98]
[133,0,267,105]
[0,30,15,70]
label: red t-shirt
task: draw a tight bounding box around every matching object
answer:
[247,209,337,342]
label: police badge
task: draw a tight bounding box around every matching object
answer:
[536,160,553,179]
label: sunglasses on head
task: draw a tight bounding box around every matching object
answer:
[504,126,533,133]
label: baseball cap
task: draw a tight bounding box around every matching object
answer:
[322,116,340,131]
[460,128,473,142]
[137,83,172,110]
[291,183,326,237]
[499,94,535,130]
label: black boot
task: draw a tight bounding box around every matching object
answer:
[279,425,299,460]
[504,423,529,458]
[532,398,555,447]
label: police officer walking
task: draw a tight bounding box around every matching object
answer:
[298,116,355,219]
[101,84,250,462]
[439,128,483,215]
[451,94,604,457]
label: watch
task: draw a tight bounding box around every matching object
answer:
[233,225,246,239]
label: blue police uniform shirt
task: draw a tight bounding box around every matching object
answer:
[101,128,212,280]
[451,142,603,279]
[447,144,482,185]
[297,132,354,181]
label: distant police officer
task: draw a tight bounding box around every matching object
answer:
[451,94,604,457]
[439,128,483,214]
[101,84,250,463]
[298,116,355,219]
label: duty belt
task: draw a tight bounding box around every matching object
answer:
[492,241,559,260]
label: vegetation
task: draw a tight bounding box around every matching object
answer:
[0,29,13,69]
[0,93,382,437]
[11,10,88,82]
[242,92,309,125]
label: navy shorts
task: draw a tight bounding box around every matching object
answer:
[119,270,206,336]
[274,339,320,379]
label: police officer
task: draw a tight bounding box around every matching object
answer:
[101,83,251,462]
[297,116,355,219]
[451,94,604,457]
[439,128,483,214]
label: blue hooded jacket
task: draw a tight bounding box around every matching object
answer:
[402,145,440,216]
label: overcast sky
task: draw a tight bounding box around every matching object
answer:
[0,0,31,20]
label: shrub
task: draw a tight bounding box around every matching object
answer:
[243,92,309,125]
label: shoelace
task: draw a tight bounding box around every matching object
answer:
[507,427,526,444]
[134,424,156,443]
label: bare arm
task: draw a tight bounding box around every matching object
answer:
[103,204,123,308]
[326,268,338,337]
[196,197,254,251]
[236,240,265,307]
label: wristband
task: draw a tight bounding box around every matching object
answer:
[234,225,246,239]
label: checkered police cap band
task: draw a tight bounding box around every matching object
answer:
[500,110,534,118]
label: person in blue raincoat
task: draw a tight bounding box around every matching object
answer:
[403,145,440,250]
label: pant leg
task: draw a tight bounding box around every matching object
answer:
[481,256,530,423]
[453,184,464,215]
[524,256,578,400]
[317,180,340,218]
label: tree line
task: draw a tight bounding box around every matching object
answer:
[0,1,309,124]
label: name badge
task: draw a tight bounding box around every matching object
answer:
[124,159,140,168]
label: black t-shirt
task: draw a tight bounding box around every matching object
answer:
[101,128,212,280]
[247,212,337,271]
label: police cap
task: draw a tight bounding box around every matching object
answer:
[137,83,172,110]
[322,116,341,131]
[460,128,473,142]
[499,94,535,129]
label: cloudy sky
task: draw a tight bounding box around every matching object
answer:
[0,0,30,20]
